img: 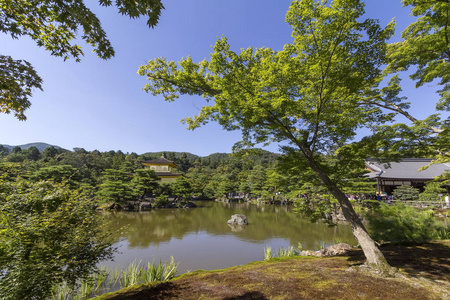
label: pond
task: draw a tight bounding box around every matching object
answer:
[101,201,356,274]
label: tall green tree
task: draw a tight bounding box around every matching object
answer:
[97,169,134,204]
[0,145,10,156]
[11,146,21,154]
[6,152,26,163]
[139,0,401,269]
[26,146,41,161]
[186,167,212,197]
[171,177,193,201]
[31,164,79,185]
[57,149,108,185]
[246,165,267,196]
[419,180,447,202]
[42,145,64,160]
[264,168,290,195]
[216,175,238,198]
[386,0,449,163]
[131,168,160,200]
[1,0,164,120]
[387,0,449,112]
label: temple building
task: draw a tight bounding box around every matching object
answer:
[141,156,183,183]
[365,158,450,195]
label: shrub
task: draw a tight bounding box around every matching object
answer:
[392,185,419,201]
[366,202,448,243]
[419,181,447,202]
[153,195,169,208]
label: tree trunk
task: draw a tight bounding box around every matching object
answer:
[301,147,390,269]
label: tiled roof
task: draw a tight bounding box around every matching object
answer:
[366,159,450,180]
[142,156,179,167]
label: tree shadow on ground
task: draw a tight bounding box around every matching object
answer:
[346,241,450,281]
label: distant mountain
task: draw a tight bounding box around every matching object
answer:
[1,142,64,152]
[0,144,278,161]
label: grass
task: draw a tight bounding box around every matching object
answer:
[264,245,301,261]
[51,257,178,299]
[263,246,272,261]
[276,246,298,258]
[93,241,450,300]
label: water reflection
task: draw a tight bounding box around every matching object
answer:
[101,201,356,274]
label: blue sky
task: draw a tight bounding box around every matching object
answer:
[0,0,443,156]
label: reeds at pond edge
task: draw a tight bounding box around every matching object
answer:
[50,257,178,300]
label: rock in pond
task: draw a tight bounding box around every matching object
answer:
[182,202,198,208]
[227,214,248,225]
[299,243,353,257]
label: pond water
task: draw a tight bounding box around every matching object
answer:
[101,201,356,274]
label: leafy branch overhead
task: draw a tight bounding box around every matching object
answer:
[383,0,450,163]
[139,0,448,163]
[0,55,42,120]
[387,0,450,112]
[0,0,164,120]
[139,2,400,154]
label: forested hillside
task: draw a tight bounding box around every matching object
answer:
[4,144,444,207]
[0,145,282,201]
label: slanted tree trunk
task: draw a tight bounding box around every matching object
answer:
[300,144,390,269]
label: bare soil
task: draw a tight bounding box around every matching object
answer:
[95,241,450,300]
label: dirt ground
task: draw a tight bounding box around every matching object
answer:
[96,241,450,300]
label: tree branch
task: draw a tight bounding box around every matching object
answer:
[359,98,444,133]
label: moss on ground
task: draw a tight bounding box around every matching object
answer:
[94,241,450,300]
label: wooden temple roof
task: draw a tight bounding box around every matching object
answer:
[365,158,449,180]
[142,156,179,168]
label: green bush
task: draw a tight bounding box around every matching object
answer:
[0,179,114,300]
[392,185,420,201]
[153,195,169,208]
[419,181,447,202]
[366,203,448,243]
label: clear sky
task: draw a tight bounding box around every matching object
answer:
[0,0,444,156]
